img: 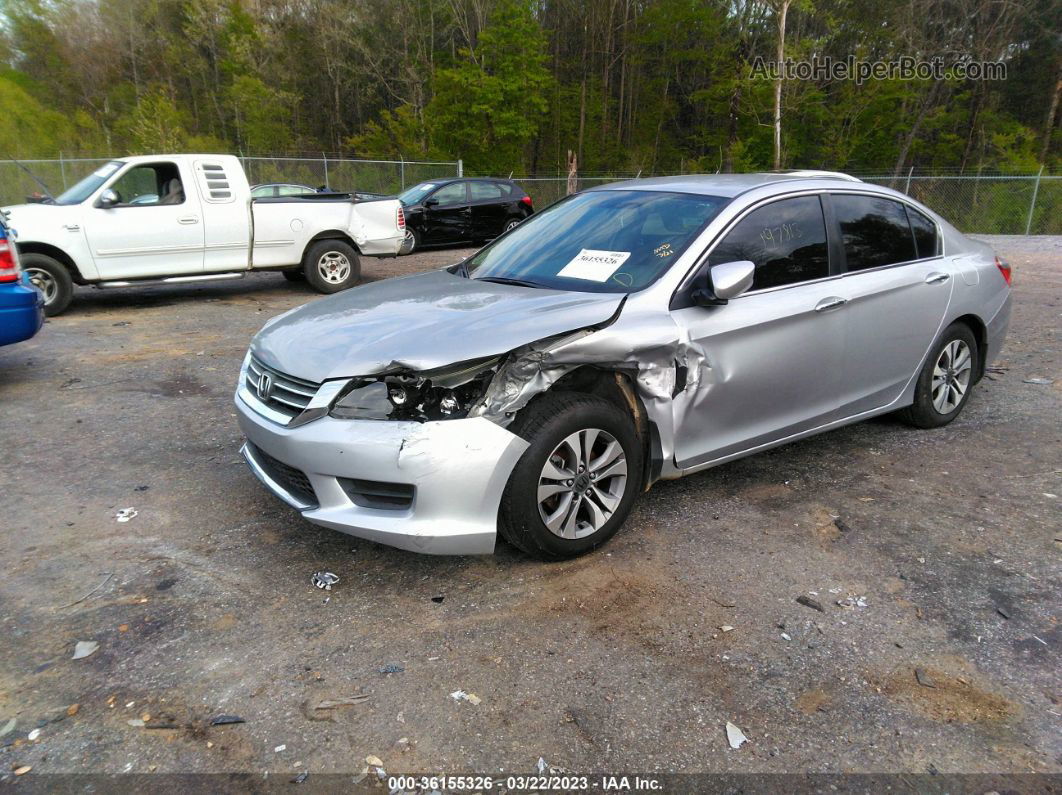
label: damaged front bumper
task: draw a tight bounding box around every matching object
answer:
[236,393,529,554]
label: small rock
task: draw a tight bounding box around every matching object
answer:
[291,771,309,784]
[66,704,79,717]
[72,641,99,660]
[725,721,748,749]
[796,595,825,613]
[274,744,287,753]
[997,606,1011,620]
[14,766,31,776]
[915,668,936,688]
[1023,377,1053,385]
[365,755,384,767]
[27,729,40,741]
[379,664,404,674]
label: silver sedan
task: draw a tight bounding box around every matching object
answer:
[234,173,1012,559]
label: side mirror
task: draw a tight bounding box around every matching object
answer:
[709,260,756,301]
[98,189,119,208]
[423,198,439,208]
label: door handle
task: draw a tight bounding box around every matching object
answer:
[178,216,199,225]
[925,271,950,284]
[63,224,80,232]
[814,296,847,312]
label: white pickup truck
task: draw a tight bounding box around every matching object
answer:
[3,154,406,315]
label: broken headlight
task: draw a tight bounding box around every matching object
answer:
[328,357,500,421]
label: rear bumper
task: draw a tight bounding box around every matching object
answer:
[359,233,405,258]
[0,277,44,347]
[984,289,1012,368]
[235,390,529,554]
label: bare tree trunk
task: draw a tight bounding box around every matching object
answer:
[1040,62,1062,164]
[567,150,578,195]
[772,0,790,170]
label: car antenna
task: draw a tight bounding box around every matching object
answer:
[5,153,55,202]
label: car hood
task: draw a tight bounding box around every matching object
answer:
[1,203,67,236]
[251,269,625,382]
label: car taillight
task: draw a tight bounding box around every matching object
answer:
[995,256,1012,286]
[520,196,533,207]
[396,206,405,229]
[0,240,18,283]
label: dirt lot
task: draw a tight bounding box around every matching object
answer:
[0,237,1059,783]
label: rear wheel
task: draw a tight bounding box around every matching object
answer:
[897,322,978,428]
[400,227,420,255]
[499,392,643,560]
[503,218,520,233]
[303,240,360,294]
[22,253,74,316]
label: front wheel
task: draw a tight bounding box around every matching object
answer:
[302,240,361,294]
[21,253,74,316]
[897,322,978,428]
[499,392,643,560]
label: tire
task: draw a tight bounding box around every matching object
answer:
[503,218,520,233]
[498,392,643,560]
[282,269,305,282]
[897,322,979,428]
[400,227,420,255]
[302,239,361,294]
[21,253,74,316]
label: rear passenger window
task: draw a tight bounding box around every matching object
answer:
[905,206,940,259]
[833,194,917,270]
[470,181,504,201]
[708,195,829,290]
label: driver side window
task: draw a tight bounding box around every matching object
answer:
[109,163,184,206]
[708,195,829,291]
[431,182,467,206]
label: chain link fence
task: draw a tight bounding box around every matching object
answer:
[503,172,1060,235]
[0,155,461,207]
[1,157,1055,234]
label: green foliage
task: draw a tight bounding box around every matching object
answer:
[115,87,188,153]
[427,0,553,171]
[0,0,1055,177]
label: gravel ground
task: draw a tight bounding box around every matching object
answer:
[0,237,1058,784]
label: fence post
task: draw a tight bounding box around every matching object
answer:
[322,152,329,189]
[400,156,405,190]
[1025,165,1044,236]
[457,159,463,178]
[904,166,913,195]
[59,151,67,190]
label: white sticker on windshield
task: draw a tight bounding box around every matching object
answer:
[557,249,631,282]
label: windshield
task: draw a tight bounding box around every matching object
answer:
[397,182,440,205]
[54,161,123,205]
[466,190,729,293]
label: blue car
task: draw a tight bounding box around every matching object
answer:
[0,213,44,346]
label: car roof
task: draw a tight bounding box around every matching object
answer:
[587,172,864,198]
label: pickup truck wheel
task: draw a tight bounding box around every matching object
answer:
[303,240,360,294]
[22,253,74,316]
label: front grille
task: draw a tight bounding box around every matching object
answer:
[253,444,318,507]
[246,354,320,420]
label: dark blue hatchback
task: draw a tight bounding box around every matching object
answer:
[0,213,44,347]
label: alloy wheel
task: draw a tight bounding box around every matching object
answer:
[316,251,351,284]
[537,428,628,539]
[931,339,972,414]
[24,267,58,305]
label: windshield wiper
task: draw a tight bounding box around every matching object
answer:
[477,276,543,288]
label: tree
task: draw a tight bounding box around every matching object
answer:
[427,0,553,171]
